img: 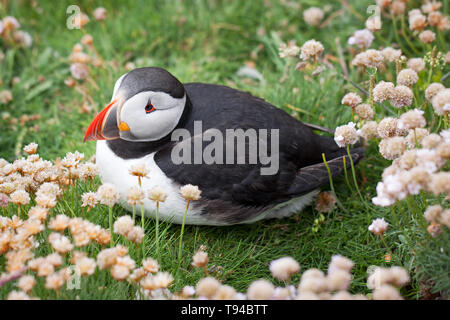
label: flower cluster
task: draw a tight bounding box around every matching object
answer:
[0,16,32,48]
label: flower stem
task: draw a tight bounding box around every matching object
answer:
[141,204,145,258]
[109,206,113,247]
[178,200,190,260]
[321,153,346,212]
[342,156,354,194]
[346,145,364,202]
[156,201,160,256]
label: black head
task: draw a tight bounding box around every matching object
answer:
[84,67,187,143]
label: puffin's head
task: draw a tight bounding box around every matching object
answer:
[84,67,186,142]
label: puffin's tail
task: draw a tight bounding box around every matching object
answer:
[286,140,365,196]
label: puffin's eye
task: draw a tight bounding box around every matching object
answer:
[145,102,156,114]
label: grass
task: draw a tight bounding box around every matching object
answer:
[0,0,449,299]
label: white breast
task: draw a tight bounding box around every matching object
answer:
[96,140,212,225]
[96,141,318,226]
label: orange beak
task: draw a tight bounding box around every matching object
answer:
[83,99,120,142]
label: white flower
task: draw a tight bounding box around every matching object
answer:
[300,40,324,61]
[269,256,300,281]
[348,29,374,48]
[334,122,358,147]
[368,218,389,236]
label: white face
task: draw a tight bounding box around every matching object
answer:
[117,90,186,142]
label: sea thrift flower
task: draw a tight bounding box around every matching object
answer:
[278,41,300,58]
[2,16,20,31]
[81,34,93,46]
[425,83,445,102]
[126,186,144,206]
[75,257,96,276]
[355,104,374,120]
[439,210,450,227]
[390,1,405,16]
[428,11,444,27]
[334,122,357,147]
[70,51,90,64]
[0,193,10,208]
[147,186,168,203]
[10,190,30,206]
[357,121,378,140]
[419,30,436,43]
[373,81,394,103]
[372,284,403,300]
[427,222,442,237]
[428,172,450,196]
[0,90,13,104]
[96,183,120,207]
[381,47,401,62]
[196,277,221,298]
[128,163,149,186]
[142,258,159,273]
[48,214,70,232]
[421,0,442,13]
[70,63,89,80]
[348,29,374,49]
[379,137,406,160]
[269,256,300,281]
[64,77,75,87]
[81,192,98,210]
[126,226,144,244]
[300,40,324,61]
[192,250,209,268]
[48,233,74,254]
[12,31,32,47]
[77,13,90,28]
[368,218,389,236]
[79,162,99,180]
[376,0,391,8]
[396,69,418,87]
[17,275,36,293]
[23,143,38,155]
[213,285,237,300]
[421,134,442,149]
[314,191,336,213]
[7,291,31,300]
[390,85,414,108]
[341,93,362,108]
[180,184,202,201]
[407,58,425,72]
[424,205,442,223]
[111,265,130,280]
[398,109,426,130]
[303,7,324,26]
[409,12,427,31]
[247,279,275,300]
[327,269,352,291]
[113,215,134,236]
[93,7,107,21]
[298,271,328,293]
[352,49,384,69]
[328,255,354,274]
[181,286,196,297]
[37,182,61,198]
[35,194,56,209]
[436,141,450,159]
[431,88,450,115]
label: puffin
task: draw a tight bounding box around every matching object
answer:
[84,67,364,226]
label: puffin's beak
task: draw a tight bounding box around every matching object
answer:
[83,99,121,142]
